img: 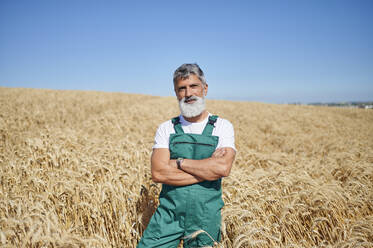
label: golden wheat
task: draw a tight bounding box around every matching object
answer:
[0,87,372,247]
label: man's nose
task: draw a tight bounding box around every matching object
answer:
[185,87,192,97]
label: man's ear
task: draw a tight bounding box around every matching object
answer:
[204,83,208,96]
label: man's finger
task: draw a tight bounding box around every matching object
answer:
[212,148,226,157]
[212,149,222,155]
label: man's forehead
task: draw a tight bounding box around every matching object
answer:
[175,74,202,84]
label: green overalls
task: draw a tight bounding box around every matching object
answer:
[137,115,224,248]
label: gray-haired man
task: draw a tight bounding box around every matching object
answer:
[137,63,236,247]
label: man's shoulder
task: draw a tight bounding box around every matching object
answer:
[215,115,234,128]
[157,114,234,130]
[158,114,184,128]
[156,118,175,133]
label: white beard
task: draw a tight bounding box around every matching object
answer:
[178,95,206,118]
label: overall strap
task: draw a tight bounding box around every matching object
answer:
[202,115,218,136]
[171,116,184,134]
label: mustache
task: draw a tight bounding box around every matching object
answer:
[181,95,199,103]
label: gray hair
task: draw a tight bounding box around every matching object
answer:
[173,63,206,86]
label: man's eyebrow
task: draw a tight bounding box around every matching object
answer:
[177,83,201,89]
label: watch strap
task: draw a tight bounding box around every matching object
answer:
[176,158,184,170]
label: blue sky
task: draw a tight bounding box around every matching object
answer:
[1,0,372,103]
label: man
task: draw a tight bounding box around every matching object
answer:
[137,63,236,247]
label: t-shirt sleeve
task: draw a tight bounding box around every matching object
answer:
[153,122,170,149]
[217,119,236,151]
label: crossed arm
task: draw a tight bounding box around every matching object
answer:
[151,147,236,186]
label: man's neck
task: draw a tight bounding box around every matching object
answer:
[182,110,209,123]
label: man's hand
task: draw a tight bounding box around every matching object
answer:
[212,148,226,158]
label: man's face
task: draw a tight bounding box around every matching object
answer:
[174,74,208,118]
[174,74,208,101]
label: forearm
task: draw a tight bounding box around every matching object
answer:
[152,160,203,186]
[180,156,230,181]
[150,147,235,186]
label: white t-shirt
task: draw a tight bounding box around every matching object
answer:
[153,113,236,151]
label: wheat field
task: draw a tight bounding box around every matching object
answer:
[0,87,372,247]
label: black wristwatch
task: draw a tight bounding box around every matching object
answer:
[176,158,184,170]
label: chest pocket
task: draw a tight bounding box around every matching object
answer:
[169,115,219,160]
[169,133,218,160]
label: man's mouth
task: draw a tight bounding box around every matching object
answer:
[184,99,196,104]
